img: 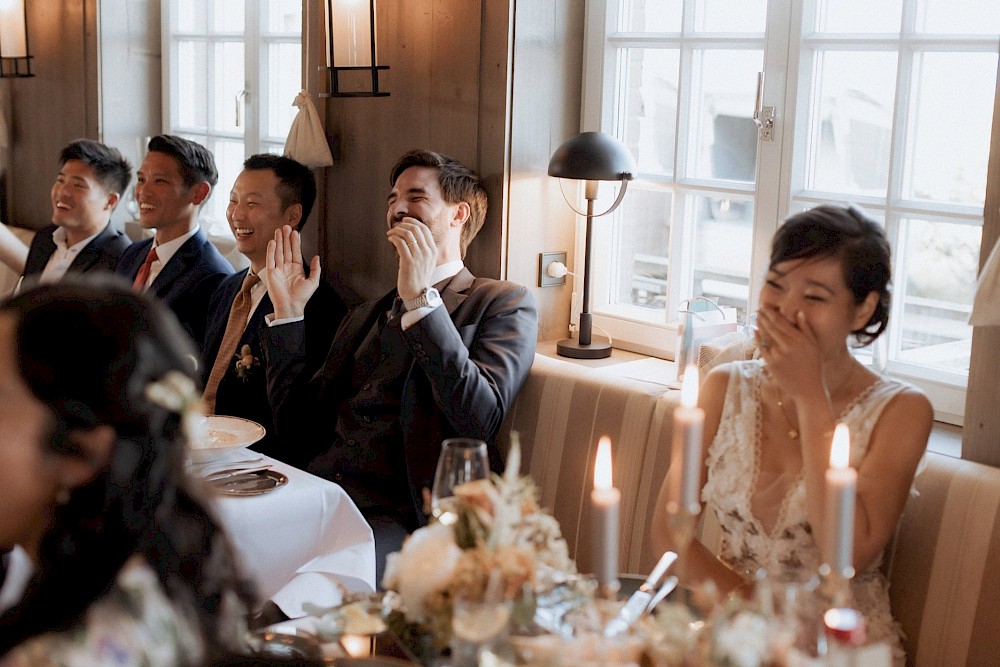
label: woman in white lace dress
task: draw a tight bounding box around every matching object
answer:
[0,279,256,666]
[651,205,931,661]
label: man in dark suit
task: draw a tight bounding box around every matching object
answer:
[262,150,538,580]
[201,154,347,459]
[19,139,132,291]
[116,135,233,351]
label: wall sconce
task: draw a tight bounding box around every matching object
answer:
[320,0,388,97]
[0,0,32,78]
[548,132,636,359]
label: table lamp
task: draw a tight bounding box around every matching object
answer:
[548,131,636,359]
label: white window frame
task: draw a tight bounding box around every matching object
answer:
[161,1,303,236]
[580,0,999,425]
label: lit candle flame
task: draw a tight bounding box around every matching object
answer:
[680,364,699,408]
[830,423,850,469]
[594,436,613,490]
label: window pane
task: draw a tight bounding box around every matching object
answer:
[267,43,303,139]
[691,194,752,321]
[620,0,682,32]
[213,42,246,134]
[896,218,978,372]
[803,50,897,196]
[813,0,902,33]
[915,0,1000,35]
[177,1,207,33]
[621,48,679,177]
[212,0,245,32]
[177,41,208,130]
[612,186,672,311]
[203,138,246,235]
[686,49,763,182]
[266,0,303,33]
[903,51,997,206]
[694,0,767,33]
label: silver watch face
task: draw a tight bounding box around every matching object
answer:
[405,287,441,311]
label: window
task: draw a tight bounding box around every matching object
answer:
[583,0,999,423]
[162,0,303,235]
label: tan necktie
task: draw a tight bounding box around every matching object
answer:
[202,271,261,413]
[132,247,158,291]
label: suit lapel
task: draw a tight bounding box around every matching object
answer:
[151,231,204,296]
[68,224,114,273]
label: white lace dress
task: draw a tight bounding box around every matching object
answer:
[702,360,908,664]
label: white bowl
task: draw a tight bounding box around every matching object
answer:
[188,415,266,463]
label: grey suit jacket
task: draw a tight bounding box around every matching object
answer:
[262,268,538,524]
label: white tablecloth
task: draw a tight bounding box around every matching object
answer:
[210,456,376,618]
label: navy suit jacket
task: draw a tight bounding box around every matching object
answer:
[21,223,131,283]
[117,229,234,352]
[262,268,538,525]
[201,267,348,460]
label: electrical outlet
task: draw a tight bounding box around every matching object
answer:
[538,251,568,287]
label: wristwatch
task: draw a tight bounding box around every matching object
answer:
[403,286,442,311]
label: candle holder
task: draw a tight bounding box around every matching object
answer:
[665,501,700,582]
[817,562,855,609]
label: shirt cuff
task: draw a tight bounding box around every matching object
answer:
[400,302,442,331]
[265,313,305,327]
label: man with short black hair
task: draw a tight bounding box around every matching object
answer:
[116,135,233,351]
[19,139,132,290]
[201,154,347,458]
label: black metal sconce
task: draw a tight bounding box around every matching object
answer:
[320,0,388,98]
[0,0,32,78]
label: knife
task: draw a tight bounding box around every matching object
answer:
[644,574,679,612]
[603,550,678,637]
[203,464,272,482]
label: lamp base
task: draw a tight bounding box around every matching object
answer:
[556,337,612,359]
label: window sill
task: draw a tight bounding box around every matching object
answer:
[534,341,963,458]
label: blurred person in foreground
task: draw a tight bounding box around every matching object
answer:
[0,278,255,665]
[651,205,931,665]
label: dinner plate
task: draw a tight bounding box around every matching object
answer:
[188,415,266,463]
[211,469,288,496]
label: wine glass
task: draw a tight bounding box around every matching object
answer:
[430,437,489,525]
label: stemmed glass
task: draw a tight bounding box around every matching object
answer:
[430,438,489,525]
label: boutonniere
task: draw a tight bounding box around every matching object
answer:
[233,344,260,381]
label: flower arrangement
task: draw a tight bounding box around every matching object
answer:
[234,344,259,381]
[381,438,576,654]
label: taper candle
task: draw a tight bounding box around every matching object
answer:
[825,423,857,577]
[592,436,620,595]
[673,365,705,511]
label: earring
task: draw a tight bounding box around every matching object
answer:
[56,488,70,505]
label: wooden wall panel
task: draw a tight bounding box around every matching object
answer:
[7,0,97,230]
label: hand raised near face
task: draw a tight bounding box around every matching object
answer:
[265,225,321,320]
[387,217,438,301]
[756,306,824,401]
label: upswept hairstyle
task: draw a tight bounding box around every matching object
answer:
[242,154,317,229]
[59,138,132,197]
[389,149,488,257]
[0,277,255,660]
[770,204,892,346]
[147,134,220,190]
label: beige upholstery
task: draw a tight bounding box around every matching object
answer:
[0,225,33,298]
[886,452,1000,667]
[498,353,675,575]
[500,353,1000,667]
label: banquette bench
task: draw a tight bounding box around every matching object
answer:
[499,351,1000,667]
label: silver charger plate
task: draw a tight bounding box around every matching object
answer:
[211,469,288,496]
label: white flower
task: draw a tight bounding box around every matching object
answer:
[712,610,771,667]
[382,522,463,623]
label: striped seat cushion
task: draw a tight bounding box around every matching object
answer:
[886,451,1000,667]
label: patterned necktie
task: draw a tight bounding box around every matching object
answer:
[132,246,159,291]
[202,271,261,414]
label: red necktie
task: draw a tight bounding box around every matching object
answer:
[132,247,158,291]
[202,272,261,414]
